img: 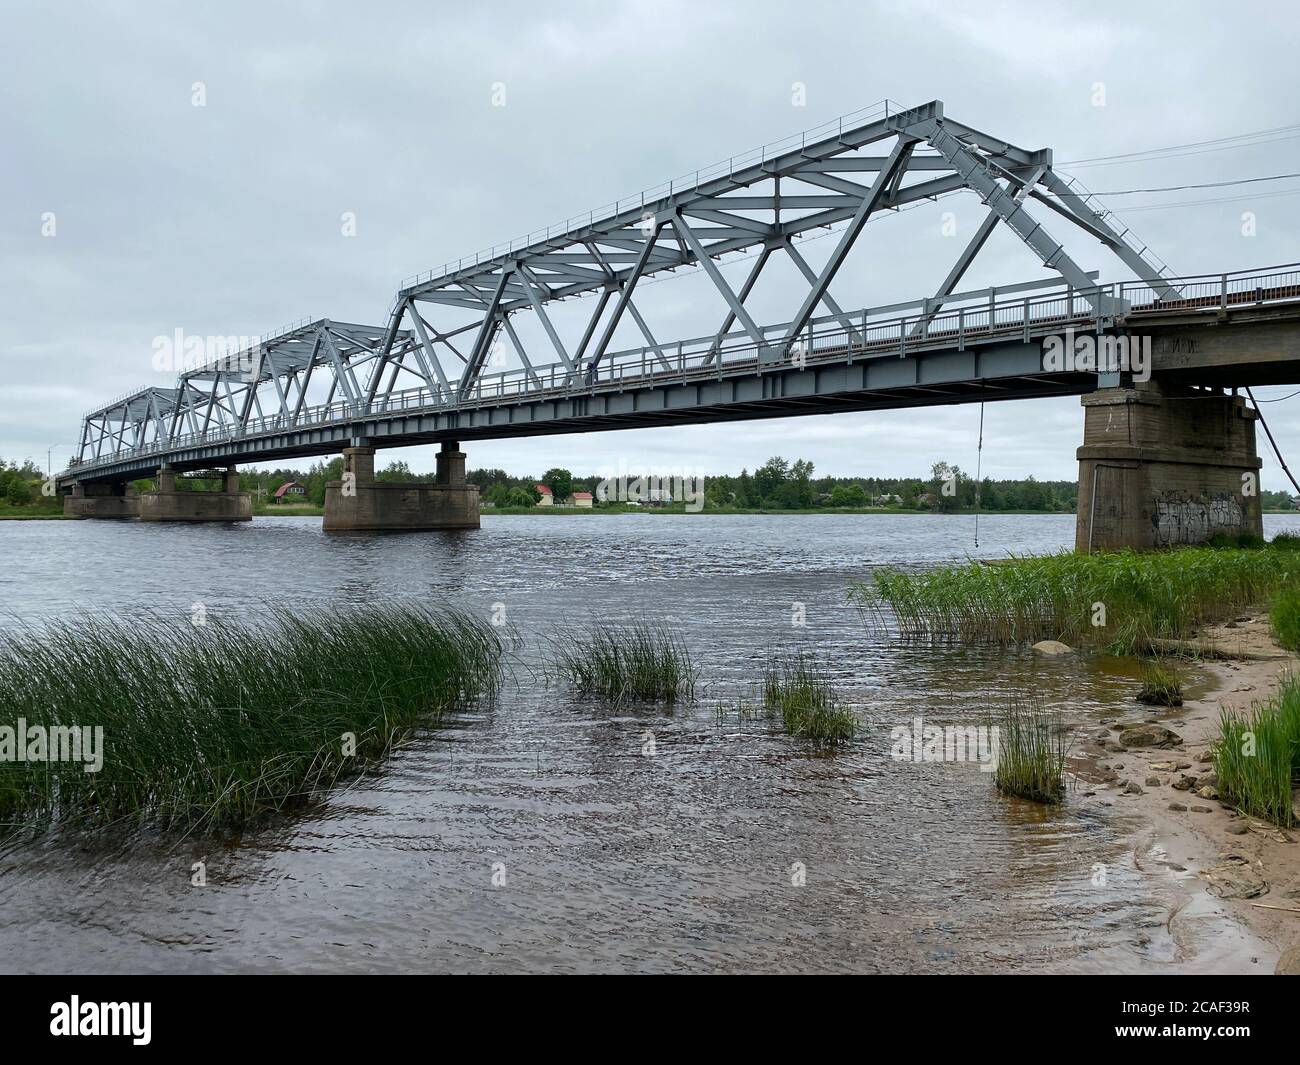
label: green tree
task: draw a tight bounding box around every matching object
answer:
[736,469,755,507]
[5,477,32,506]
[376,460,415,483]
[789,459,815,508]
[542,467,573,502]
[979,477,1002,511]
[753,457,789,504]
[1019,476,1048,511]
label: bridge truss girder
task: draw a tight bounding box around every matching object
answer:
[71,98,1182,474]
[372,99,1177,402]
[75,320,413,466]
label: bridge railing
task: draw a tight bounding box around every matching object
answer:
[70,261,1300,473]
[1115,263,1300,315]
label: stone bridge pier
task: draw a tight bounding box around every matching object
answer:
[137,465,252,522]
[64,480,140,519]
[322,440,479,532]
[1076,380,1263,552]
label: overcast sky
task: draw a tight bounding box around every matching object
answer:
[3,0,1298,486]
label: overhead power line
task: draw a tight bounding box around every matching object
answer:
[1112,187,1300,213]
[1058,122,1300,168]
[1088,172,1300,195]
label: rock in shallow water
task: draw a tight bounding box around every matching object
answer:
[1032,640,1073,655]
[1200,856,1267,899]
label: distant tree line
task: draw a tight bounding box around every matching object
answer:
[114,454,1300,514]
[699,457,1081,512]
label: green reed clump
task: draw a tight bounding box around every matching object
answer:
[1214,674,1300,827]
[550,623,696,705]
[1270,587,1300,652]
[0,604,503,833]
[854,543,1300,655]
[1137,660,1184,706]
[1206,532,1266,549]
[992,701,1069,804]
[762,654,856,745]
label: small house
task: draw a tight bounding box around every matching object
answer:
[274,481,307,502]
[534,484,554,507]
[570,491,593,508]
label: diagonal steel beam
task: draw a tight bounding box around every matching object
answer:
[777,137,915,355]
[670,212,769,351]
[625,299,674,373]
[291,348,318,425]
[922,123,1099,303]
[262,347,292,421]
[585,222,663,377]
[405,302,452,395]
[458,267,512,396]
[780,237,862,344]
[321,328,362,406]
[908,164,1045,337]
[703,245,773,365]
[517,263,575,372]
[1035,169,1180,300]
[499,314,543,389]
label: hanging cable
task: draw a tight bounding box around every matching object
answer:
[1087,172,1300,195]
[1058,123,1300,167]
[1246,386,1300,497]
[973,390,985,549]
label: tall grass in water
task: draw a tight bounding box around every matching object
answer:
[551,623,696,705]
[856,544,1300,654]
[762,654,856,746]
[0,605,503,833]
[993,701,1069,804]
[1137,660,1184,706]
[1215,674,1300,827]
[1271,587,1300,652]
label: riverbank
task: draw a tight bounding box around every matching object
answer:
[1073,614,1300,972]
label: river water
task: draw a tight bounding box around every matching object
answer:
[0,513,1291,973]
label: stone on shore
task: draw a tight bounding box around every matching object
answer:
[1200,856,1267,900]
[1119,723,1183,749]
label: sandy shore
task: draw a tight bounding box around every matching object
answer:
[1074,613,1299,973]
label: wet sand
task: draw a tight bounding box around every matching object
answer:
[1074,613,1299,974]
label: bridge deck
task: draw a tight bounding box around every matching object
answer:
[62,263,1300,485]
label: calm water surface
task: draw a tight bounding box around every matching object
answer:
[0,513,1290,973]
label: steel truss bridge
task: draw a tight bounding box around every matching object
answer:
[63,99,1298,485]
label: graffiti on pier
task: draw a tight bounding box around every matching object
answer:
[1152,491,1243,546]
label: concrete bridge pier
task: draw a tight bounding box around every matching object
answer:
[137,465,252,522]
[64,480,140,519]
[1075,381,1263,552]
[322,440,479,532]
